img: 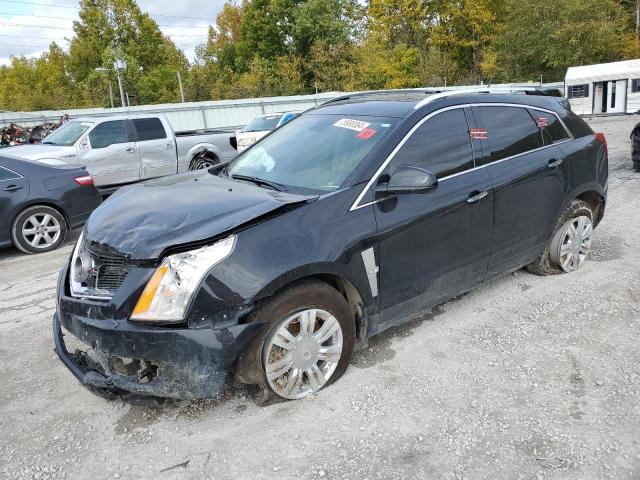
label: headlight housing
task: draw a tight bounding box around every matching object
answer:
[130,236,236,323]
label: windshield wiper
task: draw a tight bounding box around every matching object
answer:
[42,141,56,145]
[230,174,287,192]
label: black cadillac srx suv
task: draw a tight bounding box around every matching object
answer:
[54,88,608,401]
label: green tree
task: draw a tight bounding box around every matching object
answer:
[493,0,630,82]
[69,0,188,105]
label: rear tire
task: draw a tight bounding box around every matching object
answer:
[235,281,355,401]
[526,200,593,276]
[189,153,218,170]
[11,205,68,254]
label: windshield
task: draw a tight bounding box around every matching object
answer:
[42,121,93,146]
[241,114,283,133]
[227,114,398,194]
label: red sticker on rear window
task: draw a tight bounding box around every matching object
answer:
[536,117,549,128]
[356,128,377,140]
[470,128,488,140]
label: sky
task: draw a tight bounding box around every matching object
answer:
[0,0,226,66]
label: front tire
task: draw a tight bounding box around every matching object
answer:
[11,205,67,254]
[236,281,355,401]
[527,200,593,275]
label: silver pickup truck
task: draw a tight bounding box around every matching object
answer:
[3,114,237,190]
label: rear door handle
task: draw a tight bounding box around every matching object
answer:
[125,147,136,153]
[3,184,23,192]
[165,143,173,149]
[467,190,488,204]
[548,158,564,168]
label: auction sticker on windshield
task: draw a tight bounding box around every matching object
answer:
[334,118,371,132]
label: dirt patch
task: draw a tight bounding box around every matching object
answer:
[352,306,445,369]
[590,234,627,262]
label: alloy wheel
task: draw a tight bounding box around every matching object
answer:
[263,309,343,400]
[551,215,593,272]
[21,214,62,249]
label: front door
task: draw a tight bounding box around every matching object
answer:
[472,106,568,277]
[373,108,493,331]
[132,118,177,180]
[80,120,138,187]
[607,80,627,114]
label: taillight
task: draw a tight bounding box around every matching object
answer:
[74,175,94,186]
[595,132,608,154]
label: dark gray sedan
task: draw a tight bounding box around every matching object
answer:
[0,155,102,254]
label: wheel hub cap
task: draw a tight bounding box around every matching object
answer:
[550,215,593,272]
[263,308,343,400]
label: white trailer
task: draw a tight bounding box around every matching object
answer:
[565,59,640,115]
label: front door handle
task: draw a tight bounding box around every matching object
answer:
[125,147,136,153]
[548,158,564,168]
[165,143,173,149]
[3,184,23,192]
[467,190,488,204]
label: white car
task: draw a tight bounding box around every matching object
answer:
[236,112,297,151]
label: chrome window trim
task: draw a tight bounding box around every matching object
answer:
[0,166,24,182]
[350,102,573,211]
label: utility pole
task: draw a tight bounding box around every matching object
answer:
[106,1,127,108]
[108,81,114,108]
[636,0,640,40]
[114,50,127,108]
[177,71,185,103]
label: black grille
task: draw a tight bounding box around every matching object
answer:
[84,241,129,293]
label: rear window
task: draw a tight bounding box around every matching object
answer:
[476,106,544,163]
[389,109,474,179]
[242,114,283,133]
[133,118,167,141]
[560,110,593,139]
[529,109,570,145]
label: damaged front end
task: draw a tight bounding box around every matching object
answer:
[54,258,266,400]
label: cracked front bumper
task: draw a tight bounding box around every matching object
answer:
[53,308,265,400]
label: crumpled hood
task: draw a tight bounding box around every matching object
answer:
[85,170,315,259]
[3,144,78,161]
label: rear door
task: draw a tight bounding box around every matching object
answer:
[0,166,29,243]
[133,118,177,180]
[374,107,493,326]
[473,105,568,277]
[82,120,138,187]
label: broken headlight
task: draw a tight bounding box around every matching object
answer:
[130,236,236,323]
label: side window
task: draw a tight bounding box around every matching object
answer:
[0,166,20,181]
[567,84,590,99]
[632,79,640,93]
[476,106,544,163]
[133,118,167,141]
[89,121,129,149]
[389,109,474,179]
[529,109,570,145]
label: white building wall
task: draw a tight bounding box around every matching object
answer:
[567,97,592,115]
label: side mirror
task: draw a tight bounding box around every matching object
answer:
[381,165,438,194]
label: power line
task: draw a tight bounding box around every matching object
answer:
[0,14,211,29]
[0,33,71,40]
[0,0,217,21]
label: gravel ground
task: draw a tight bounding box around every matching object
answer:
[1,114,640,480]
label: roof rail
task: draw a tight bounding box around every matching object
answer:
[317,88,445,108]
[413,86,561,110]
